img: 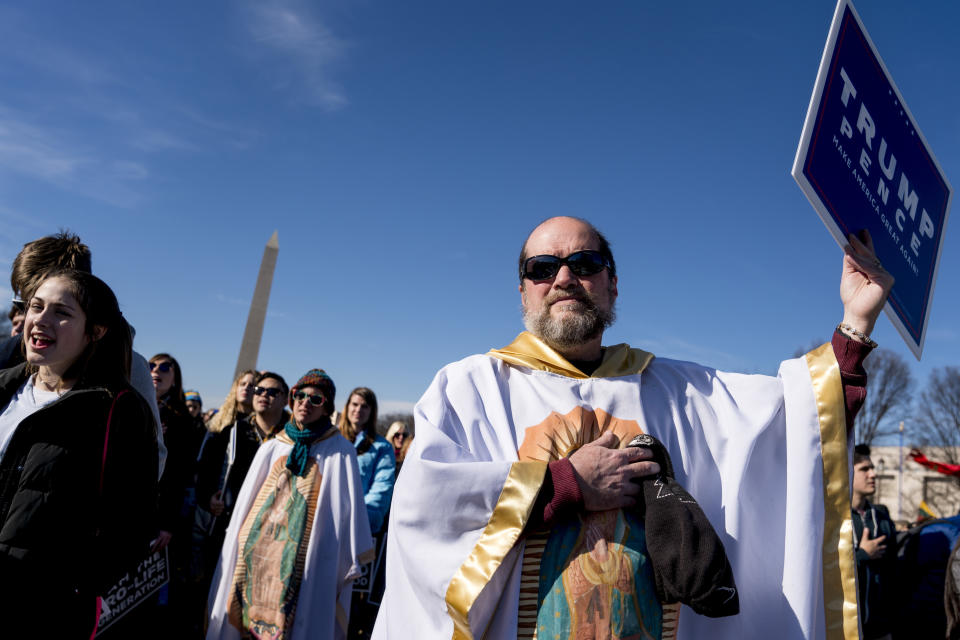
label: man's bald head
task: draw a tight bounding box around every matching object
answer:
[518,216,616,282]
[517,217,618,358]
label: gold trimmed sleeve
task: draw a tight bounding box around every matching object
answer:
[805,343,858,640]
[445,460,548,640]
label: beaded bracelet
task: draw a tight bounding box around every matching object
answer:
[836,323,878,348]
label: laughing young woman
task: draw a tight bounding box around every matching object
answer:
[0,269,158,638]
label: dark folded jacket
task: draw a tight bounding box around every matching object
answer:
[628,433,739,617]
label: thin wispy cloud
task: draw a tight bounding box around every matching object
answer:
[0,205,53,278]
[216,293,248,307]
[0,108,146,207]
[176,106,260,150]
[0,115,86,180]
[0,10,262,208]
[0,7,115,89]
[241,0,348,109]
[129,129,200,153]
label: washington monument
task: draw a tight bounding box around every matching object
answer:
[234,230,278,377]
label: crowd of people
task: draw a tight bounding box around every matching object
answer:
[0,217,953,640]
[0,232,412,639]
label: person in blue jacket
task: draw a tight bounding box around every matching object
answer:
[338,387,395,534]
[339,386,394,640]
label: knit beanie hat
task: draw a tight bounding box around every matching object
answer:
[289,369,336,412]
[627,433,739,618]
[184,390,202,406]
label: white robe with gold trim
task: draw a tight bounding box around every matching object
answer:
[206,430,374,640]
[372,334,856,640]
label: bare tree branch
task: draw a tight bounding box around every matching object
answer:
[916,367,960,472]
[854,348,913,445]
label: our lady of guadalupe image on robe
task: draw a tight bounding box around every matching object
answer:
[206,419,372,640]
[518,407,664,640]
[228,458,324,638]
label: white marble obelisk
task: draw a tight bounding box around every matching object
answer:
[234,231,278,378]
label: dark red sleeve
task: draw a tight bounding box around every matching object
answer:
[528,458,584,530]
[831,330,874,433]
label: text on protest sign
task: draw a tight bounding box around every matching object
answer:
[792,0,952,359]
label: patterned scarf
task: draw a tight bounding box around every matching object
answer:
[284,419,333,477]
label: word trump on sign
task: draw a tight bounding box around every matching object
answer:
[793,0,952,359]
[836,67,936,263]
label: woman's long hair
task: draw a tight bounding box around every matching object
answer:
[338,387,379,452]
[207,369,257,433]
[23,269,132,392]
[150,353,187,414]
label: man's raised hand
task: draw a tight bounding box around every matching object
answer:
[568,431,660,511]
[840,229,894,336]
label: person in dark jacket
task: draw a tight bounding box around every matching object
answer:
[148,352,202,636]
[191,369,259,602]
[851,444,897,639]
[1,231,166,476]
[892,515,960,639]
[0,269,158,638]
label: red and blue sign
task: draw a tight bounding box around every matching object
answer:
[793,0,952,359]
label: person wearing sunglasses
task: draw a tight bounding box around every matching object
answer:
[207,369,373,640]
[146,353,204,636]
[384,421,413,470]
[374,216,894,640]
[250,371,290,441]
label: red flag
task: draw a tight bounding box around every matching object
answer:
[910,449,960,477]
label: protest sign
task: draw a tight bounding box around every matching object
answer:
[95,548,169,635]
[792,0,952,359]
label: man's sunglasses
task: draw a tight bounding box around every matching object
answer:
[11,297,24,313]
[293,391,325,407]
[520,250,611,282]
[254,386,283,399]
[149,361,173,373]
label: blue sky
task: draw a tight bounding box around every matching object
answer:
[1,1,957,426]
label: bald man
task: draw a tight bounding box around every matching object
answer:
[374,217,891,640]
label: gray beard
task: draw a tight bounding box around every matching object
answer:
[523,288,616,351]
